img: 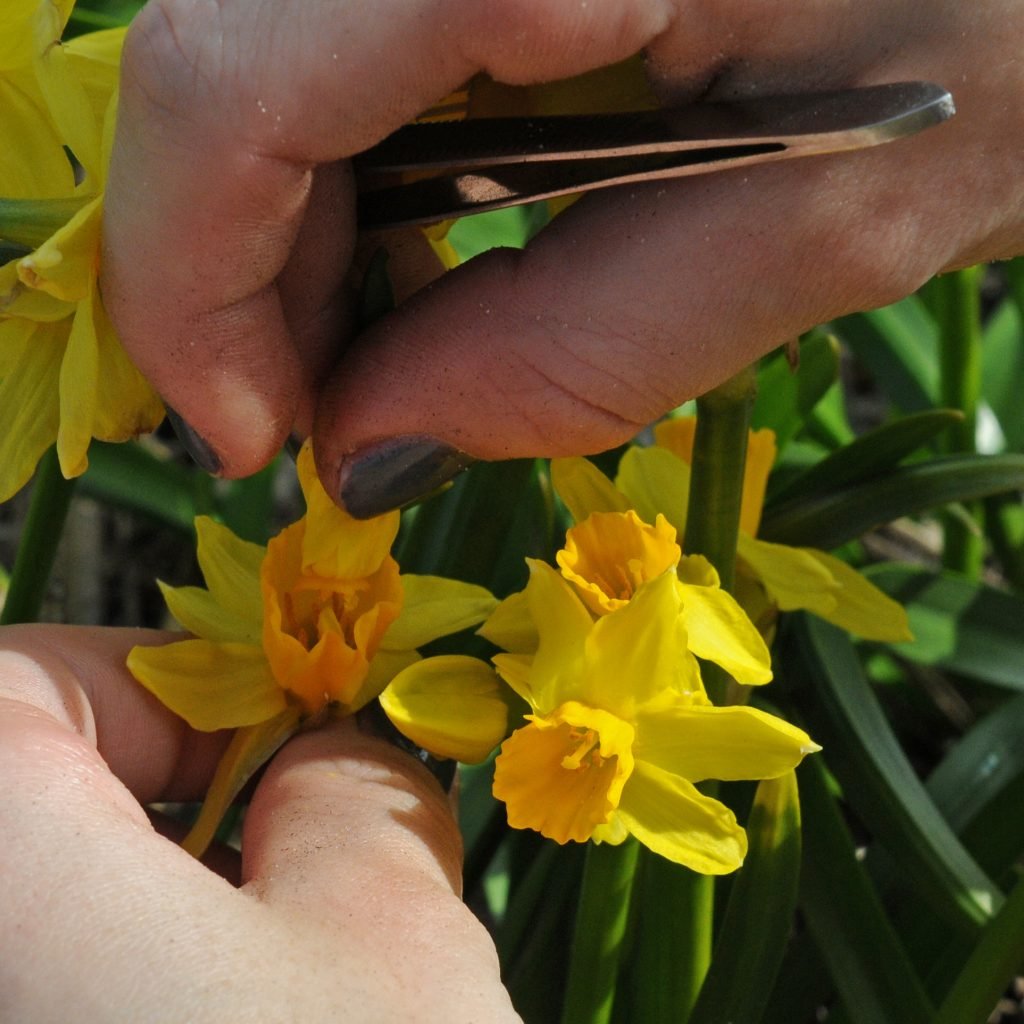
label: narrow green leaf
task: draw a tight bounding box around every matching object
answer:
[624,852,713,1024]
[768,409,962,506]
[867,566,1024,691]
[980,297,1024,452]
[688,772,802,1024]
[836,296,939,412]
[798,756,936,1024]
[753,333,841,449]
[561,840,640,1024]
[79,440,197,534]
[780,615,1003,932]
[934,874,1024,1024]
[760,453,1024,549]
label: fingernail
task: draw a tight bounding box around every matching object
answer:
[164,406,222,475]
[338,436,475,519]
[356,700,457,792]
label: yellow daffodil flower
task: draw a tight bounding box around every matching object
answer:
[0,7,162,502]
[481,552,819,874]
[552,416,913,643]
[129,445,508,856]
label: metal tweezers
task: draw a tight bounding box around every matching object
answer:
[354,81,953,230]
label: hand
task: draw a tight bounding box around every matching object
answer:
[102,0,1024,514]
[0,625,519,1022]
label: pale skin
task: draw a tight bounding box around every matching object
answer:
[0,626,520,1022]
[100,0,1024,496]
[7,1,1024,1018]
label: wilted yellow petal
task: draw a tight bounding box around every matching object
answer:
[617,760,747,874]
[380,655,509,763]
[550,456,630,524]
[557,510,680,616]
[383,574,497,651]
[127,639,288,732]
[181,706,302,859]
[803,550,914,642]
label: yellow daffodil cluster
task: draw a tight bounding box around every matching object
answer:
[128,444,508,855]
[481,506,819,874]
[0,1,162,502]
[553,416,913,644]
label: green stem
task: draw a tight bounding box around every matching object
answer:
[683,364,758,702]
[1,447,77,625]
[561,839,640,1024]
[933,267,984,576]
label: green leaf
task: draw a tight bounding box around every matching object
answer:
[768,409,962,506]
[760,453,1024,549]
[867,566,1024,692]
[934,874,1024,1024]
[798,756,936,1024]
[687,772,802,1024]
[79,441,197,534]
[980,298,1024,452]
[780,615,1004,932]
[753,333,841,450]
[836,296,939,413]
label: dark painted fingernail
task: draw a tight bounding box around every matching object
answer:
[338,436,475,519]
[356,700,457,791]
[164,406,222,475]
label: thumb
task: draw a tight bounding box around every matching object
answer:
[239,718,519,1021]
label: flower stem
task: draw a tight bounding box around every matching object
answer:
[931,267,984,576]
[561,839,640,1024]
[1,447,77,625]
[683,363,758,702]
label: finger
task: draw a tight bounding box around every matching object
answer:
[0,624,227,801]
[240,719,520,1021]
[314,5,1024,515]
[102,0,674,477]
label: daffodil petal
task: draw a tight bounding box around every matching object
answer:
[617,760,747,874]
[363,647,421,696]
[550,456,630,523]
[380,655,508,763]
[522,560,598,712]
[19,194,102,304]
[0,77,74,197]
[54,285,100,479]
[737,533,838,615]
[0,318,62,502]
[491,652,534,704]
[615,446,691,535]
[181,706,301,859]
[478,587,538,654]
[652,415,697,463]
[801,551,914,641]
[383,574,497,650]
[127,639,287,731]
[581,570,698,715]
[158,582,260,645]
[739,428,777,537]
[296,443,400,578]
[193,516,265,627]
[634,702,819,783]
[677,581,773,685]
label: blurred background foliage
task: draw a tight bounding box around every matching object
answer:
[2,2,1023,1021]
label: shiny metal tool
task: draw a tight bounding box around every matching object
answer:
[354,81,953,229]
